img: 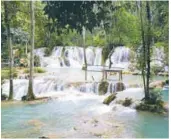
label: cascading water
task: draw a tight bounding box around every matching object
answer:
[3,45,166,100]
[105,46,130,69]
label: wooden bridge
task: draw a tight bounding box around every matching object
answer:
[87,65,124,81]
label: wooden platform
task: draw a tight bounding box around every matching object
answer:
[87,65,124,81]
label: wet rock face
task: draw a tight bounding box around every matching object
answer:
[103,93,117,105]
[114,82,126,92]
[98,81,109,95]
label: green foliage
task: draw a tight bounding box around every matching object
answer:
[44,47,51,56]
[24,67,46,73]
[34,55,40,67]
[1,68,18,81]
[136,88,165,113]
[44,1,111,34]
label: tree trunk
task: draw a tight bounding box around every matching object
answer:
[25,41,28,55]
[4,1,13,100]
[83,26,87,81]
[146,1,152,100]
[26,1,35,101]
[138,1,147,98]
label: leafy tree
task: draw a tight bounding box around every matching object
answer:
[3,1,18,100]
[26,1,35,101]
[44,1,111,80]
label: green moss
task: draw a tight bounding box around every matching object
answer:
[103,93,117,105]
[98,81,109,95]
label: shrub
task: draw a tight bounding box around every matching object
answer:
[1,68,18,81]
[24,67,46,73]
[34,55,41,67]
[136,88,165,113]
[44,48,51,56]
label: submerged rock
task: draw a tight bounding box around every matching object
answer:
[103,93,117,105]
[114,82,126,92]
[98,81,109,95]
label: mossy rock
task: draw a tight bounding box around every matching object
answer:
[1,94,8,101]
[122,98,132,107]
[136,102,165,113]
[165,79,169,85]
[114,82,125,92]
[103,93,117,105]
[98,81,109,95]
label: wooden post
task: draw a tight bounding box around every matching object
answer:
[119,71,122,81]
[105,71,107,80]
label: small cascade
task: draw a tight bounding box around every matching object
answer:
[78,82,99,94]
[86,47,95,65]
[94,48,102,66]
[152,47,165,66]
[51,46,63,57]
[2,78,66,100]
[108,46,130,68]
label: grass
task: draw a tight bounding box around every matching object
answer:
[1,68,18,81]
[24,67,46,73]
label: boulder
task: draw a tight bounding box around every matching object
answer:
[114,82,126,92]
[1,94,8,100]
[122,98,132,107]
[98,81,109,95]
[103,93,117,105]
[149,80,165,89]
[22,95,27,101]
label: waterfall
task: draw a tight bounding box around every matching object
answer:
[78,82,99,94]
[94,48,102,66]
[109,46,130,68]
[34,46,165,69]
[51,46,63,57]
[2,78,101,100]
